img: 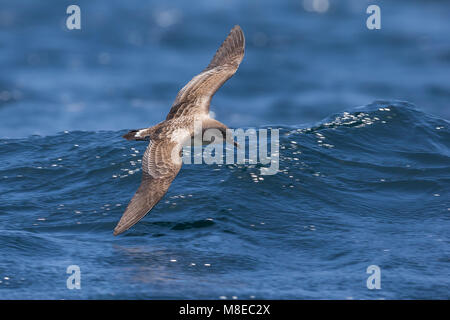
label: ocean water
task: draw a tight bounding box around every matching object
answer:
[0,101,449,299]
[0,0,449,299]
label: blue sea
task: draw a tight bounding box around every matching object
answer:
[0,0,449,299]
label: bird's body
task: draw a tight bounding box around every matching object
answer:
[114,25,245,235]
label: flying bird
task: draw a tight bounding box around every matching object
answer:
[114,25,245,235]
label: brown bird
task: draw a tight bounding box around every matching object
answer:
[114,25,245,235]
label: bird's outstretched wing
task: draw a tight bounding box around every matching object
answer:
[166,25,245,120]
[113,139,183,235]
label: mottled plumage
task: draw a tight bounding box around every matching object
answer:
[113,25,245,235]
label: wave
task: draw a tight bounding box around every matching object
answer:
[1,100,448,222]
[0,100,449,299]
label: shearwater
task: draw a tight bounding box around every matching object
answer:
[113,25,245,235]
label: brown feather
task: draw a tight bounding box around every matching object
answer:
[113,140,183,235]
[166,25,245,120]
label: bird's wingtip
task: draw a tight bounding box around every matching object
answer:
[231,25,244,37]
[113,226,123,236]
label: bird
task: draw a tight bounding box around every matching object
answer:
[113,25,245,235]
